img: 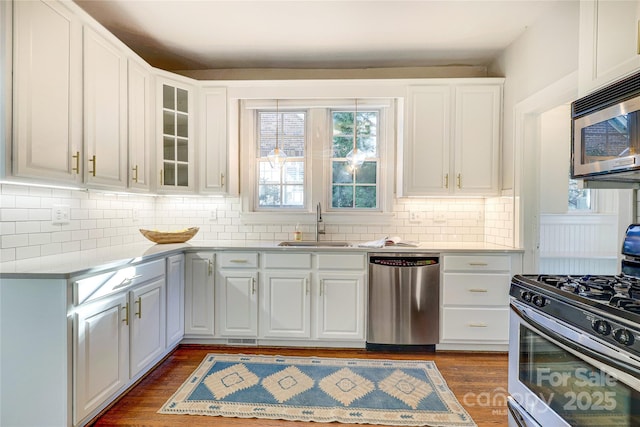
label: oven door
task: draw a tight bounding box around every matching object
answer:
[572,95,640,178]
[509,300,640,427]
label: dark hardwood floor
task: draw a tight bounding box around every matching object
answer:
[90,345,509,427]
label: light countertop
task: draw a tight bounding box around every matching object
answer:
[0,240,522,279]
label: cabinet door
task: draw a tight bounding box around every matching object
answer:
[200,87,227,193]
[217,270,258,336]
[83,26,127,188]
[403,85,451,195]
[316,272,365,340]
[74,293,129,424]
[579,0,640,94]
[157,79,195,192]
[13,0,82,183]
[166,254,185,348]
[128,58,153,190]
[129,277,166,378]
[453,85,500,195]
[184,252,215,337]
[261,271,311,339]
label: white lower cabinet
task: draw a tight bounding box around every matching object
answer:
[165,254,185,348]
[184,252,215,338]
[316,272,365,340]
[217,270,259,336]
[73,258,166,425]
[261,271,312,339]
[74,292,129,424]
[439,253,520,350]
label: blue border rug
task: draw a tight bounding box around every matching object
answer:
[158,354,476,426]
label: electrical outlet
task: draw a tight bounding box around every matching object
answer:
[409,211,424,222]
[434,212,447,224]
[52,204,70,225]
[132,209,139,221]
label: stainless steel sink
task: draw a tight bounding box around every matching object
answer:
[277,241,351,247]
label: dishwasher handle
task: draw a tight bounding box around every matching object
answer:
[369,255,438,267]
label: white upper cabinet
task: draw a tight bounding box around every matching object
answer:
[128,58,154,191]
[403,82,502,196]
[13,0,83,184]
[83,26,128,188]
[200,87,228,194]
[579,0,640,95]
[157,76,196,192]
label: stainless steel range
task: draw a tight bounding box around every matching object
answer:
[507,224,640,426]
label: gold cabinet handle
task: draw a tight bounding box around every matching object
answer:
[319,279,324,296]
[88,155,96,177]
[468,262,489,266]
[135,297,142,318]
[252,277,256,295]
[457,173,461,189]
[305,278,309,295]
[132,165,139,183]
[468,323,488,328]
[230,259,248,263]
[468,288,488,293]
[122,303,129,326]
[220,173,225,187]
[72,151,80,174]
[160,169,163,185]
[444,173,449,189]
[208,258,213,276]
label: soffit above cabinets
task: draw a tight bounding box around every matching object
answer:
[74,0,559,71]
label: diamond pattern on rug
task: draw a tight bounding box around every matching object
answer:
[378,369,433,409]
[203,363,259,399]
[319,367,375,406]
[261,365,314,403]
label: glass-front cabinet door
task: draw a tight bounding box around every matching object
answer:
[157,77,194,192]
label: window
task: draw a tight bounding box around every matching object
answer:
[256,110,306,208]
[568,178,592,210]
[241,98,394,220]
[331,109,379,209]
[162,84,189,187]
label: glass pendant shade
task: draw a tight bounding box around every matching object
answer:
[269,99,287,169]
[346,99,365,169]
[267,147,287,169]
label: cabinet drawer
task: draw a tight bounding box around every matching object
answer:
[217,252,259,268]
[74,259,164,305]
[443,254,510,272]
[441,308,509,342]
[317,253,365,270]
[442,273,510,306]
[263,252,312,269]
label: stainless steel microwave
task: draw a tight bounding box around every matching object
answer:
[572,71,640,183]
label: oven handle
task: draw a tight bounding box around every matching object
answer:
[511,302,640,379]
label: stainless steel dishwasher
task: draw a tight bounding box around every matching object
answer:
[366,253,439,351]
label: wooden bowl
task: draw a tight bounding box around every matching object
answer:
[139,227,199,244]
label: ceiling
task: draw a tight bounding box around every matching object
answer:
[74,0,560,71]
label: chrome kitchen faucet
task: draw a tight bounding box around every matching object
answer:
[316,202,325,241]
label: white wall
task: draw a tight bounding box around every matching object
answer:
[489,0,580,191]
[539,104,571,214]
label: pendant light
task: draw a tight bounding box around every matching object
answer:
[346,99,366,169]
[267,99,288,169]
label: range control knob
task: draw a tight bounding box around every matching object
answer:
[592,319,612,336]
[521,291,532,302]
[613,329,635,346]
[532,295,547,307]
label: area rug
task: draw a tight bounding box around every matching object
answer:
[158,354,476,426]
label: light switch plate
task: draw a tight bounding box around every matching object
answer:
[52,204,70,225]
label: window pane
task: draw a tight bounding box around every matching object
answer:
[259,185,281,207]
[569,178,591,210]
[283,161,304,184]
[177,164,188,187]
[259,162,282,184]
[332,161,353,184]
[332,185,353,208]
[163,137,175,161]
[176,88,188,113]
[163,162,175,186]
[163,85,174,110]
[283,185,304,207]
[356,161,377,184]
[332,136,353,157]
[355,186,376,208]
[177,138,188,162]
[163,111,175,136]
[176,113,188,137]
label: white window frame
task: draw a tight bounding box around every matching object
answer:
[240,98,396,225]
